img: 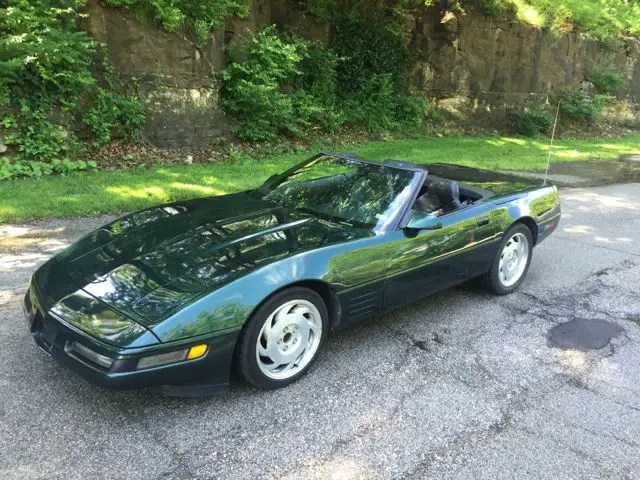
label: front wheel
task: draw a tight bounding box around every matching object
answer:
[484,224,533,295]
[235,287,328,389]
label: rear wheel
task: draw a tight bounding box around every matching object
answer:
[235,287,328,389]
[484,223,533,295]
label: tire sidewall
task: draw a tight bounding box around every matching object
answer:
[238,287,329,389]
[489,224,533,295]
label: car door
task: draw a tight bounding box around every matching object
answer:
[384,202,497,309]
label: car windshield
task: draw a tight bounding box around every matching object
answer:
[257,155,420,229]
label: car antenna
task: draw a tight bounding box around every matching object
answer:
[544,101,561,186]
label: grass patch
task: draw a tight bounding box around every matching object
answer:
[1,134,638,223]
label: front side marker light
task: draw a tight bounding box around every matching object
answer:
[187,344,208,360]
[137,344,208,370]
[137,349,187,370]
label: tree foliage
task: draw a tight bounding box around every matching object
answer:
[221,24,438,140]
[104,0,249,42]
[461,0,640,41]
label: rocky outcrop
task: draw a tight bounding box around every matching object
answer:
[81,0,640,147]
[409,9,640,127]
[82,0,228,147]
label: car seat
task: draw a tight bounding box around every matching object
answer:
[414,179,462,214]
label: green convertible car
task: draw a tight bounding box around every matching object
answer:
[24,152,560,395]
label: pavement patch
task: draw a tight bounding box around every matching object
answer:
[547,319,623,351]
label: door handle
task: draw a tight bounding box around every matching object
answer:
[476,217,489,227]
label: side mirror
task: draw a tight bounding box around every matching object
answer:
[406,211,442,230]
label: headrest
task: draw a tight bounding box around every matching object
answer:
[430,179,454,203]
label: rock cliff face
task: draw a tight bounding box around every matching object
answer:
[408,9,640,127]
[82,0,640,147]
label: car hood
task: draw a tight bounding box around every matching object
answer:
[54,192,362,327]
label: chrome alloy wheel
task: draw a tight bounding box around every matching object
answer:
[498,232,529,288]
[256,299,322,380]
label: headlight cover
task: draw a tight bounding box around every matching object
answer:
[51,289,154,348]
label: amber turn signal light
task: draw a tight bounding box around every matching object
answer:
[187,344,208,360]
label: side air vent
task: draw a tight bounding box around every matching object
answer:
[347,289,381,318]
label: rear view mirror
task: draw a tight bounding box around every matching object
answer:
[406,211,442,230]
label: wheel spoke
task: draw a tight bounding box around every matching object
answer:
[519,239,527,257]
[257,341,270,358]
[272,306,293,331]
[264,357,286,372]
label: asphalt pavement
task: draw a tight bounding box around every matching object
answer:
[1,183,639,479]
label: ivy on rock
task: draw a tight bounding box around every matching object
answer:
[0,0,145,179]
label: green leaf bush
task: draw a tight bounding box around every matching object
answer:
[558,64,625,120]
[222,23,439,141]
[0,0,146,179]
[509,101,553,137]
[104,0,248,43]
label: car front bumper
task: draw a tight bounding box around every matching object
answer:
[25,291,241,396]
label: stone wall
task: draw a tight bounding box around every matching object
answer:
[81,0,640,147]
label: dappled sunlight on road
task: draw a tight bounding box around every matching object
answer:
[556,185,640,253]
[563,224,595,234]
[561,190,639,212]
[280,439,378,480]
[0,252,49,273]
[558,349,589,371]
[0,225,71,278]
[0,225,68,251]
[281,456,375,480]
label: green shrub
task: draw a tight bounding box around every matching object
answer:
[222,27,309,140]
[0,0,146,179]
[301,0,339,23]
[330,18,426,131]
[0,156,96,180]
[509,101,553,136]
[221,22,435,140]
[104,0,249,43]
[343,74,399,133]
[558,85,614,119]
[455,0,640,42]
[223,27,352,140]
[332,19,409,98]
[557,62,625,121]
[83,88,146,147]
[587,64,627,95]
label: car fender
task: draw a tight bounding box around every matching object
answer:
[490,185,561,244]
[151,235,387,343]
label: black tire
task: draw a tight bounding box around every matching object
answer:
[235,287,329,389]
[484,223,534,295]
